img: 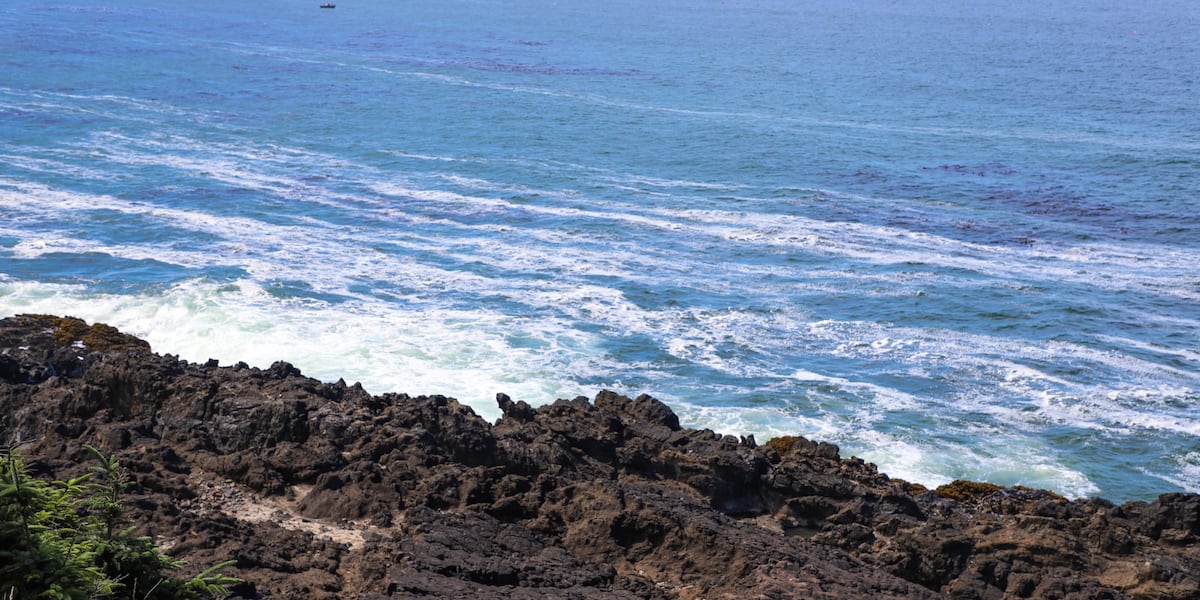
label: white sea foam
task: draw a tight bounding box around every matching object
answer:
[1,178,525,299]
[26,123,1191,322]
[0,87,198,124]
[676,401,842,444]
[787,369,922,412]
[1095,334,1200,364]
[670,398,1103,498]
[1028,390,1200,437]
[7,174,1194,415]
[1153,452,1200,494]
[639,205,1200,303]
[0,153,118,181]
[0,277,603,422]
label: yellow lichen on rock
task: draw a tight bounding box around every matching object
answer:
[19,314,150,352]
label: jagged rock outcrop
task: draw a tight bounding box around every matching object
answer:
[1,315,1196,598]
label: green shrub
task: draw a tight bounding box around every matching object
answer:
[0,446,238,599]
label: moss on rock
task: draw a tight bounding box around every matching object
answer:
[765,436,801,455]
[934,480,1003,502]
[19,314,150,353]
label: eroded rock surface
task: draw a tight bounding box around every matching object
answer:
[1,315,1196,598]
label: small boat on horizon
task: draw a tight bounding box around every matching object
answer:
[320,3,335,8]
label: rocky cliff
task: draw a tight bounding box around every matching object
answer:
[1,314,1196,599]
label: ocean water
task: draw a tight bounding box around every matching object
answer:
[2,0,1198,502]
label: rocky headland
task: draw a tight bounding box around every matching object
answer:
[1,314,1196,599]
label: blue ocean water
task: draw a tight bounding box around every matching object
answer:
[2,0,1198,501]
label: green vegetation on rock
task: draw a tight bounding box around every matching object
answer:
[934,480,1004,502]
[0,445,237,599]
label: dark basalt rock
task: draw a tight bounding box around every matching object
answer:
[1,315,1197,599]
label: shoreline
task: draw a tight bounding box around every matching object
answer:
[2,314,1197,598]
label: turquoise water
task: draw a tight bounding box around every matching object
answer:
[2,0,1198,501]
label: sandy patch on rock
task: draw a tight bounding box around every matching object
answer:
[181,471,376,550]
